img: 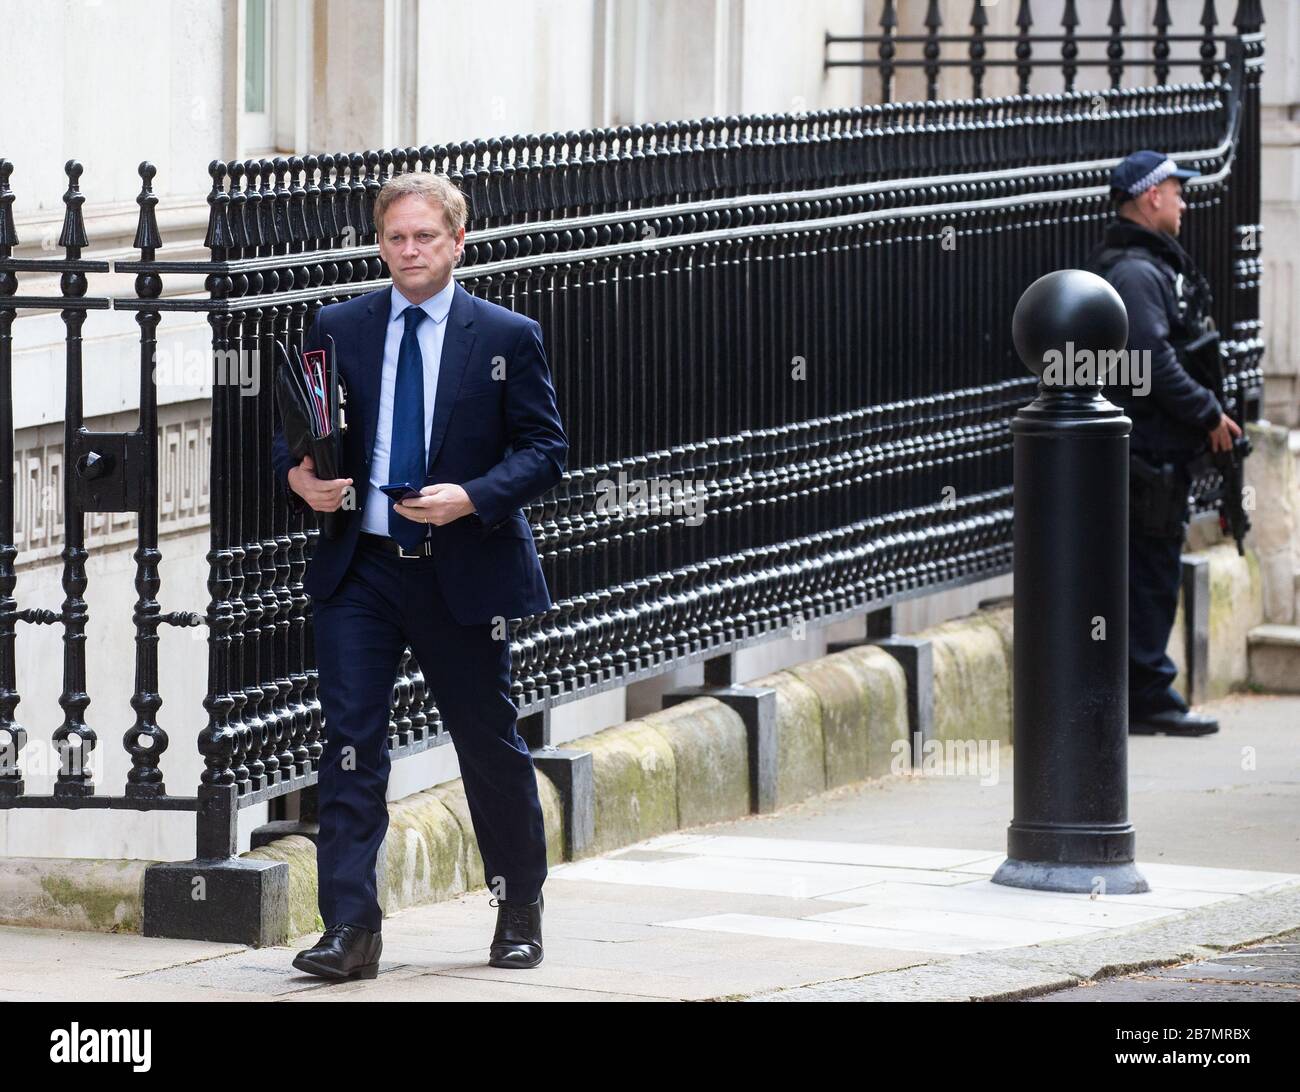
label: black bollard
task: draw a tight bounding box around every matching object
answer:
[992,269,1149,896]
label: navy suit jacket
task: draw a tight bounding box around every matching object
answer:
[271,281,567,626]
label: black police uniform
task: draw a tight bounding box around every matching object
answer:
[1084,218,1223,720]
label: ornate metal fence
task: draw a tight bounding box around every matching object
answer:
[0,7,1264,923]
[826,0,1264,102]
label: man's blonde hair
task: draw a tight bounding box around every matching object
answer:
[373,172,469,237]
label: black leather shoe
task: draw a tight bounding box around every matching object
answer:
[1130,708,1219,736]
[292,922,382,980]
[487,891,544,969]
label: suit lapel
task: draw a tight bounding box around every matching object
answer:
[425,281,477,475]
[356,288,393,464]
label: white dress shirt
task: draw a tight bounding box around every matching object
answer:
[362,277,457,537]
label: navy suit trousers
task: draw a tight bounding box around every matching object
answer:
[310,537,548,932]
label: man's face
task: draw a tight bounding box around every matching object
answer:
[1146,176,1187,236]
[377,194,465,303]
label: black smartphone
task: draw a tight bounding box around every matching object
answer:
[379,481,424,503]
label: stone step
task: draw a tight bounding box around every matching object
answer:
[1248,625,1300,694]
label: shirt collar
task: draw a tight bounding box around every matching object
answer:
[390,277,456,326]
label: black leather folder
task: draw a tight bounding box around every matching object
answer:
[274,335,349,539]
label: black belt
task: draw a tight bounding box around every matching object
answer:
[358,531,434,558]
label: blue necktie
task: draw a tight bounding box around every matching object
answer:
[388,304,429,549]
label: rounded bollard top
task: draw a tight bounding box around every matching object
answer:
[1012,269,1128,385]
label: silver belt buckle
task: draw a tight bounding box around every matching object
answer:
[397,537,431,559]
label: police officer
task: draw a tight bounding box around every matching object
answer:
[1085,150,1242,737]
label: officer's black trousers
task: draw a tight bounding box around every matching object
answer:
[1128,526,1188,718]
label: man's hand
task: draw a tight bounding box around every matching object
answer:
[1208,413,1242,454]
[393,483,476,526]
[287,454,354,512]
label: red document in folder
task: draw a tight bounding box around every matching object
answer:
[302,349,330,435]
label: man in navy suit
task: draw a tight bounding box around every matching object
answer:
[272,172,566,979]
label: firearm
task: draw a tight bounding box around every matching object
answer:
[1179,327,1252,555]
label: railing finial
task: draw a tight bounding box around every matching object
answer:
[1106,0,1127,90]
[203,160,230,252]
[922,0,943,101]
[969,0,989,99]
[1232,0,1264,35]
[132,162,162,256]
[0,159,17,249]
[1061,0,1080,93]
[58,159,89,254]
[1153,0,1172,86]
[1200,0,1220,81]
[879,0,897,104]
[1015,0,1034,95]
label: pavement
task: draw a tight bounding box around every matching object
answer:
[1027,928,1300,1001]
[1,691,1296,1002]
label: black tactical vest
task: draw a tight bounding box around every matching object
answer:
[1090,243,1217,347]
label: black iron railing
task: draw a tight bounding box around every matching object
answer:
[826,0,1264,102]
[0,15,1263,875]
